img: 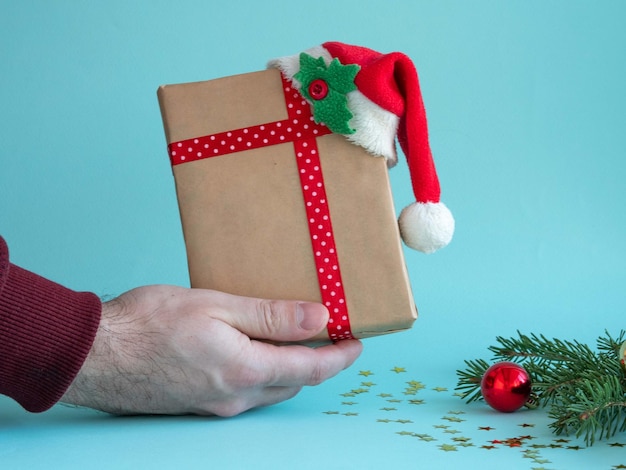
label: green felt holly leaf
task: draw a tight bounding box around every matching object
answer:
[294,52,360,135]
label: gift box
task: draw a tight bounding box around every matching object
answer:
[157,42,454,343]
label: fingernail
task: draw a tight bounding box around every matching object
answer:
[296,302,328,331]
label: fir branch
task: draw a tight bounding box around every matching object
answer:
[528,355,620,406]
[597,330,626,357]
[489,331,598,365]
[455,358,490,403]
[548,375,626,446]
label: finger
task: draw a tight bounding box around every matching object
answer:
[246,386,303,412]
[199,386,303,417]
[210,292,330,342]
[251,339,363,388]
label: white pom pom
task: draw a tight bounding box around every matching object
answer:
[399,202,455,253]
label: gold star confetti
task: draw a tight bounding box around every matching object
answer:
[522,450,541,458]
[417,434,436,442]
[386,398,402,403]
[444,429,461,435]
[341,401,357,406]
[452,436,472,443]
[406,380,425,390]
[391,366,406,373]
[340,392,356,397]
[433,424,449,429]
[402,390,418,396]
[442,416,465,423]
[322,411,339,415]
[395,419,413,424]
[380,407,397,412]
[432,386,448,392]
[360,381,375,387]
[350,388,369,395]
[377,419,392,423]
[408,399,425,405]
[481,445,496,450]
[377,393,392,398]
[438,444,457,452]
[342,412,358,417]
[358,370,374,377]
[396,431,414,436]
[448,410,465,415]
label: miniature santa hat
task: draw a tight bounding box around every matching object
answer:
[269,41,454,253]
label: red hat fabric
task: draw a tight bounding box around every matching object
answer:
[323,42,442,206]
[269,42,454,253]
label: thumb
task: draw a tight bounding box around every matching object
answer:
[226,298,330,342]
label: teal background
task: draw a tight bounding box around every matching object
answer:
[1,1,625,468]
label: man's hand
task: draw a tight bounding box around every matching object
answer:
[60,285,362,416]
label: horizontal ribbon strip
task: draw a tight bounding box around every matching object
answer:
[167,81,331,166]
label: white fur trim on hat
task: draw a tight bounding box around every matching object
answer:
[268,46,399,165]
[398,202,454,253]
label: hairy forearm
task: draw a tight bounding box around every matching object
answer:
[61,296,172,414]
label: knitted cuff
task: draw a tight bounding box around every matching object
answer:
[0,237,102,412]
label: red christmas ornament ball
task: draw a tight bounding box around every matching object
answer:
[481,362,532,412]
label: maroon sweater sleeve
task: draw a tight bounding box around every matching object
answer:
[0,236,102,412]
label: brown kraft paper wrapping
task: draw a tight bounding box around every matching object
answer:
[157,68,417,343]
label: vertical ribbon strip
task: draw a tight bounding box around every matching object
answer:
[168,75,353,341]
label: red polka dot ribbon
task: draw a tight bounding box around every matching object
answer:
[168,75,353,341]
